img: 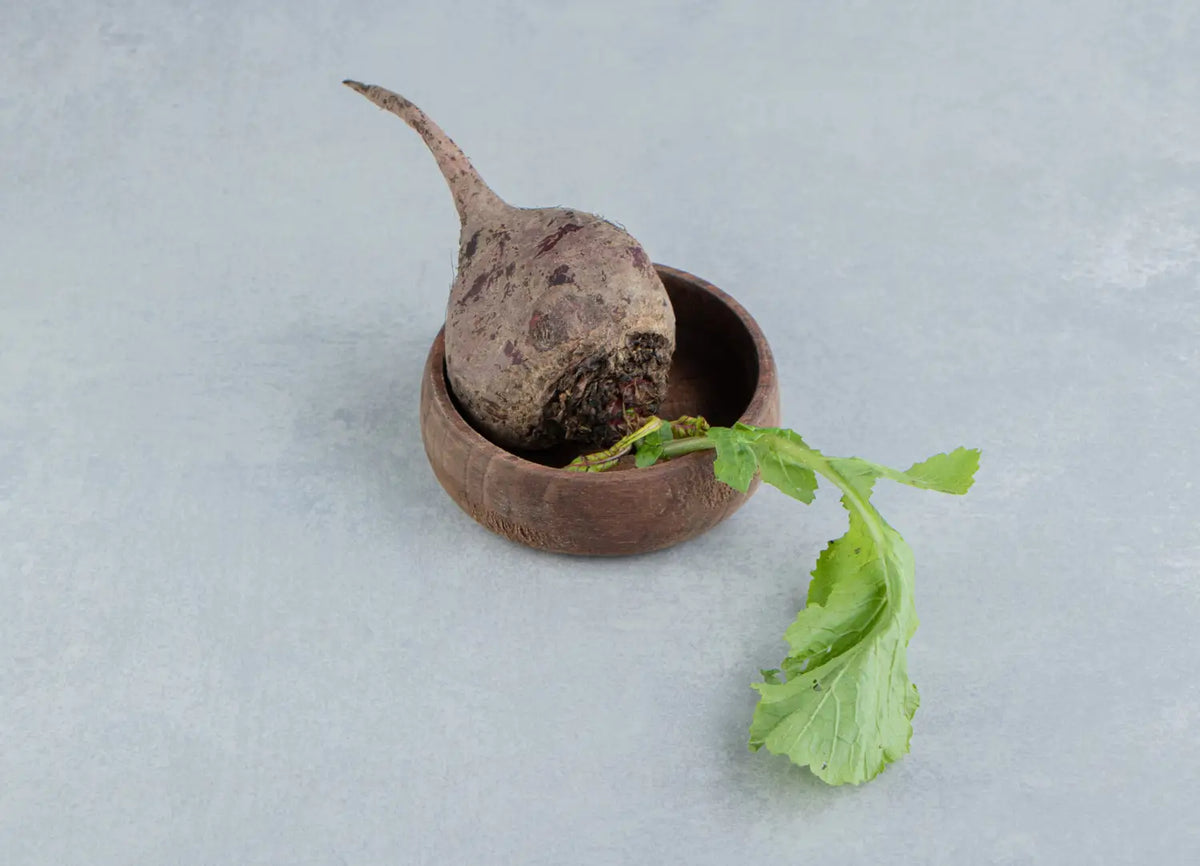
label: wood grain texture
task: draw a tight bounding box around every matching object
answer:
[419,265,781,556]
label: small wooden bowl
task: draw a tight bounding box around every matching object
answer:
[419,264,781,556]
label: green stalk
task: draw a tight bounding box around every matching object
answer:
[658,435,717,459]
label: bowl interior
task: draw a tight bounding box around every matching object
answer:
[444,267,763,469]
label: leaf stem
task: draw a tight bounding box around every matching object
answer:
[563,416,664,472]
[658,435,716,459]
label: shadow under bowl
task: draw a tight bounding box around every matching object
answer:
[418,264,781,556]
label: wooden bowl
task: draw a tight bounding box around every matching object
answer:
[418,264,781,556]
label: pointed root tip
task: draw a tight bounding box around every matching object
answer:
[342,79,369,94]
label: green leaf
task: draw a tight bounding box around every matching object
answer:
[632,420,674,468]
[746,428,818,503]
[826,448,981,497]
[786,507,898,662]
[726,425,977,785]
[634,436,664,468]
[707,427,759,493]
[749,500,921,785]
[897,447,980,494]
[634,444,661,468]
[617,419,977,785]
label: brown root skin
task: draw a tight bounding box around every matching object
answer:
[342,80,506,224]
[345,80,675,449]
[541,331,673,446]
[446,205,674,449]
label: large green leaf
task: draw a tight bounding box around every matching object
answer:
[734,428,979,785]
[749,507,920,785]
[605,419,979,786]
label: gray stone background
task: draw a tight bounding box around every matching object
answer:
[2,1,1197,863]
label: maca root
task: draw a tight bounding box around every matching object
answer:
[540,332,672,446]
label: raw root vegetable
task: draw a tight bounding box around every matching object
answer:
[569,418,981,786]
[344,80,675,450]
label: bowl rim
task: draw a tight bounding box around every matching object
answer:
[423,263,777,484]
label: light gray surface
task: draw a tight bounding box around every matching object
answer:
[3,1,1198,863]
